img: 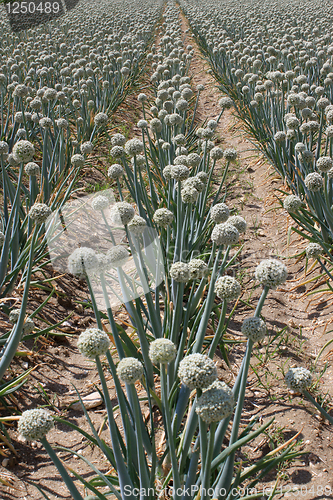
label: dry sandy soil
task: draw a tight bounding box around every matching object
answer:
[0,9,333,500]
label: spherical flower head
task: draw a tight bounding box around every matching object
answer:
[110,202,135,226]
[56,118,68,129]
[163,165,173,180]
[0,141,9,155]
[223,148,237,162]
[274,131,286,143]
[110,146,125,158]
[187,153,201,167]
[197,84,205,92]
[306,242,323,259]
[150,118,163,134]
[137,93,147,103]
[128,215,146,235]
[285,367,312,392]
[173,134,186,146]
[71,154,85,167]
[91,195,109,211]
[108,163,124,180]
[174,155,188,166]
[211,222,239,246]
[242,316,266,343]
[23,317,35,334]
[77,328,110,359]
[29,203,52,224]
[215,276,241,302]
[219,97,233,109]
[9,308,21,323]
[178,354,217,390]
[181,186,199,204]
[316,156,333,173]
[18,409,54,441]
[137,119,148,129]
[210,147,224,161]
[195,380,234,423]
[189,259,208,279]
[183,176,205,193]
[149,339,177,364]
[117,357,144,384]
[68,247,98,278]
[125,139,143,157]
[295,142,306,153]
[283,195,303,213]
[24,162,40,176]
[171,165,190,181]
[153,208,174,227]
[107,245,129,268]
[39,117,53,129]
[210,203,230,223]
[228,215,247,233]
[131,155,146,168]
[111,133,126,147]
[169,262,190,282]
[80,141,93,155]
[12,140,35,163]
[196,172,208,183]
[304,172,323,192]
[255,259,288,289]
[94,112,108,127]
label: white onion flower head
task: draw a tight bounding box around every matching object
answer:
[80,142,93,155]
[24,162,40,176]
[211,222,239,246]
[219,97,234,109]
[242,317,266,343]
[304,172,323,192]
[169,262,190,282]
[111,134,126,147]
[77,328,110,359]
[295,142,306,153]
[0,141,9,155]
[178,354,217,390]
[187,153,201,167]
[108,164,124,180]
[171,165,189,181]
[316,156,333,173]
[283,195,303,213]
[285,367,312,392]
[137,93,147,103]
[210,203,230,223]
[163,165,173,180]
[117,357,144,384]
[181,186,199,204]
[107,246,129,268]
[110,146,125,158]
[29,203,52,224]
[195,380,234,423]
[110,202,135,226]
[210,147,224,161]
[23,318,35,334]
[125,139,143,157]
[153,208,174,227]
[223,148,237,162]
[131,155,146,168]
[68,247,98,278]
[12,140,35,163]
[215,276,241,302]
[18,409,54,441]
[306,243,323,259]
[91,195,109,211]
[149,339,177,364]
[189,259,208,279]
[137,119,148,129]
[128,215,147,235]
[255,259,288,289]
[94,112,108,127]
[227,215,247,233]
[71,154,85,167]
[9,308,21,323]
